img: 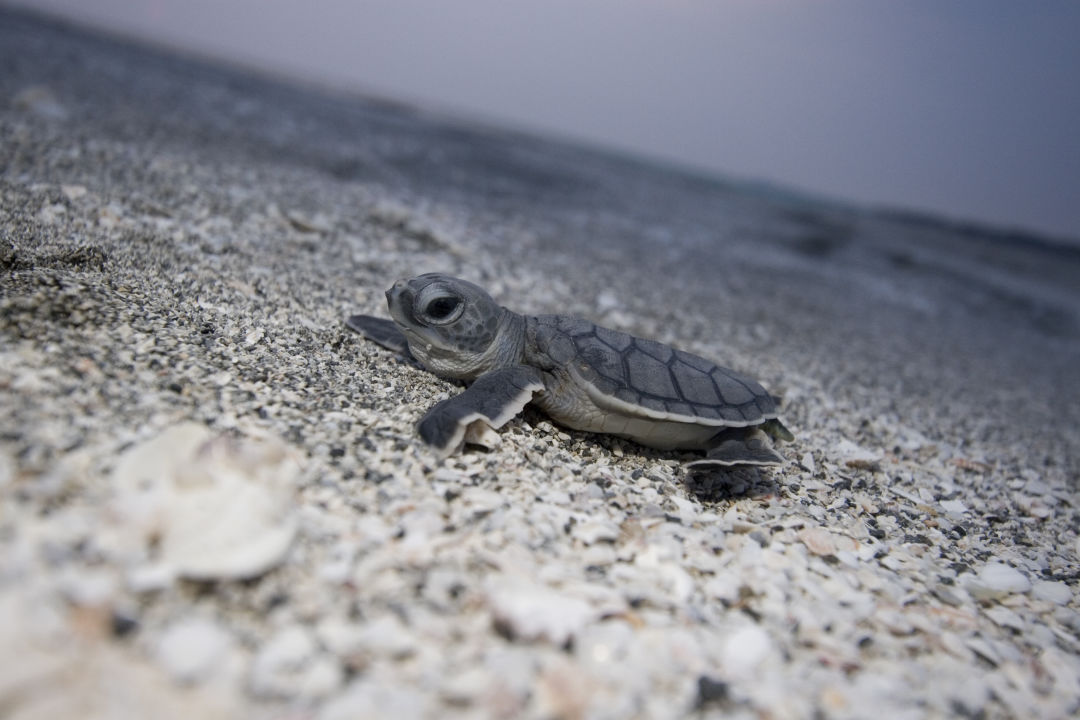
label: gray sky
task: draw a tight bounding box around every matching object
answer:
[10,0,1080,240]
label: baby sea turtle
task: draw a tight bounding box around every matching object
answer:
[347,273,793,468]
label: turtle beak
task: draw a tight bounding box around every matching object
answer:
[385,280,413,326]
[385,280,407,306]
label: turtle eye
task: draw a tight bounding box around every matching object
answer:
[422,295,463,323]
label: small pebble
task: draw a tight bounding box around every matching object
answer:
[940,499,968,514]
[965,563,1032,600]
[833,439,882,469]
[573,520,620,545]
[156,617,234,684]
[487,578,594,646]
[722,624,773,680]
[13,84,68,119]
[799,526,838,556]
[1030,580,1073,606]
[319,678,427,720]
[250,626,342,700]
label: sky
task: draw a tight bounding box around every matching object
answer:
[8,0,1080,241]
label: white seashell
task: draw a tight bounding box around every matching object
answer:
[111,423,301,580]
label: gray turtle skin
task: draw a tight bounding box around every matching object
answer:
[347,273,792,468]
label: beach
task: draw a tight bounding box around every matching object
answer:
[2,9,1079,718]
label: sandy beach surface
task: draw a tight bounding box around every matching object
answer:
[2,9,1079,719]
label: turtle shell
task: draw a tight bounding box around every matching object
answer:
[536,315,778,427]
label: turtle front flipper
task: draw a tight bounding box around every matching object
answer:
[418,366,546,456]
[346,315,414,359]
[685,428,785,469]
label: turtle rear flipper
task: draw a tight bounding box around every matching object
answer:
[762,418,794,442]
[686,428,785,469]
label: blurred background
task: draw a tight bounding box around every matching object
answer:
[6,0,1080,242]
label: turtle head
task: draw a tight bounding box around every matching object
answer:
[385,273,519,379]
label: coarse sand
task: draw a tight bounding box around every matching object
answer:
[2,9,1079,719]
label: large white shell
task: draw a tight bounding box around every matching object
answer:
[111,423,301,580]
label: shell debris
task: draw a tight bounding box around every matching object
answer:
[110,423,301,581]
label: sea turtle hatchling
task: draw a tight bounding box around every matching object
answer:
[346,273,793,468]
